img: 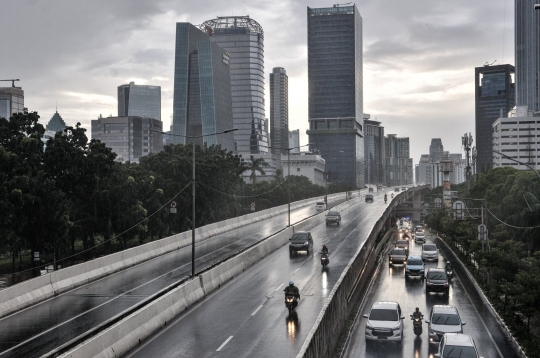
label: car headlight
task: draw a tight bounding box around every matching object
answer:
[366,324,374,330]
[393,325,401,331]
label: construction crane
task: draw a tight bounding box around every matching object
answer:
[333,2,352,7]
[0,79,20,87]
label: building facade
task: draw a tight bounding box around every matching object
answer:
[493,106,540,169]
[281,152,326,186]
[118,82,161,121]
[364,119,385,186]
[91,116,163,163]
[172,23,235,153]
[200,16,268,155]
[46,110,67,133]
[0,86,24,120]
[306,5,364,188]
[515,0,540,112]
[288,129,300,153]
[270,67,289,155]
[385,134,413,186]
[475,64,515,172]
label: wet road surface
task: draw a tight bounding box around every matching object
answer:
[343,230,516,358]
[0,194,355,358]
[128,192,390,358]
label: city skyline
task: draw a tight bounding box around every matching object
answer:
[1,0,518,163]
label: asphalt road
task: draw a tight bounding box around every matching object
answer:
[342,230,517,358]
[128,192,390,358]
[0,193,355,358]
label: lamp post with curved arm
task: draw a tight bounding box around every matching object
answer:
[493,149,540,181]
[157,128,238,277]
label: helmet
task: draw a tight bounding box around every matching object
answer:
[323,244,327,248]
[415,307,419,311]
[289,281,294,286]
[447,261,450,264]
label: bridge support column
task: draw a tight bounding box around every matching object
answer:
[413,192,422,222]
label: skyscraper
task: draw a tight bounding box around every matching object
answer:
[475,64,515,172]
[270,67,289,155]
[515,1,540,111]
[364,119,385,185]
[385,135,413,186]
[46,110,67,133]
[172,23,235,152]
[118,82,161,121]
[0,86,24,121]
[306,5,364,188]
[289,130,300,153]
[200,16,268,155]
[429,138,444,163]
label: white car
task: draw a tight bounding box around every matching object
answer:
[316,201,326,211]
[363,301,404,342]
[415,231,426,243]
[422,243,439,261]
[426,305,466,344]
[434,333,484,358]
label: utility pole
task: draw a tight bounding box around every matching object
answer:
[462,133,473,190]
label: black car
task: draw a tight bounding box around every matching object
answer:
[326,211,341,226]
[365,194,374,203]
[425,268,449,295]
[289,231,314,256]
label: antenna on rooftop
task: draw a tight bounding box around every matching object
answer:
[0,79,20,87]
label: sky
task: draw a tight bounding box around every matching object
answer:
[1,0,515,164]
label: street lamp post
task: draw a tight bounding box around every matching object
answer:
[158,128,237,278]
[493,149,540,180]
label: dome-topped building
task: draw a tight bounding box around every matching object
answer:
[46,110,67,133]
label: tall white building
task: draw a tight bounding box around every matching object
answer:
[493,106,540,169]
[288,130,300,153]
[281,152,326,186]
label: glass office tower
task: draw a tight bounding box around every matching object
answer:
[118,82,161,121]
[515,0,540,111]
[0,86,24,121]
[172,23,235,152]
[200,16,268,155]
[364,119,385,185]
[475,64,515,172]
[306,5,364,188]
[270,67,289,155]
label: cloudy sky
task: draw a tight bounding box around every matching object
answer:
[1,0,514,163]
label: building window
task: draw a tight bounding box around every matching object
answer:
[297,168,300,172]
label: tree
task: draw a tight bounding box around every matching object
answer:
[247,156,269,185]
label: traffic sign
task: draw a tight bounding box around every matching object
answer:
[34,252,40,261]
[453,200,465,220]
[170,201,177,208]
[251,202,255,212]
[478,224,488,241]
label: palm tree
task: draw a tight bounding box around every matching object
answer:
[247,155,269,184]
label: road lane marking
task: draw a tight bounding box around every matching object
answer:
[216,336,233,351]
[275,283,284,292]
[251,305,263,316]
[293,268,299,274]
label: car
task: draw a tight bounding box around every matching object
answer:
[389,248,407,266]
[326,211,341,226]
[422,243,439,261]
[395,240,409,254]
[395,187,399,192]
[414,231,426,243]
[363,301,405,342]
[434,333,484,358]
[426,305,466,344]
[365,194,374,203]
[415,225,424,232]
[316,201,326,211]
[401,187,406,191]
[289,231,313,256]
[405,255,425,279]
[425,268,449,295]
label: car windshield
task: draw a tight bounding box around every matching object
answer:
[366,195,373,198]
[369,308,398,321]
[328,211,339,216]
[416,232,425,236]
[291,234,308,243]
[407,259,423,266]
[427,271,447,280]
[390,249,405,255]
[442,346,477,358]
[423,244,436,251]
[317,202,324,206]
[396,240,407,245]
[432,313,461,325]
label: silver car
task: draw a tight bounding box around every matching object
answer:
[415,231,426,243]
[426,305,466,344]
[434,333,483,358]
[363,301,405,343]
[422,243,439,261]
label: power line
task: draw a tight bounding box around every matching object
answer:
[485,207,540,229]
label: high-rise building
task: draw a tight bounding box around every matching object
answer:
[200,16,268,155]
[429,138,444,163]
[0,86,24,120]
[475,64,515,172]
[118,82,161,121]
[306,5,364,188]
[364,119,385,185]
[270,67,289,155]
[172,23,235,153]
[385,134,413,186]
[515,1,540,112]
[91,115,163,163]
[46,110,67,133]
[289,130,300,153]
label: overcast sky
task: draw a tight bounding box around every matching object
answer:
[1,0,515,163]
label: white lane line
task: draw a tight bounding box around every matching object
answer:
[251,305,263,316]
[275,283,284,292]
[293,268,299,274]
[216,336,233,351]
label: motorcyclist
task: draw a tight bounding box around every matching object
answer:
[284,281,300,300]
[391,193,394,199]
[445,261,453,271]
[321,244,329,255]
[412,307,423,320]
[384,193,388,203]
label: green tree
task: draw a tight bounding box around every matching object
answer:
[247,156,268,185]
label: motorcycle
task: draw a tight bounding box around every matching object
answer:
[320,253,329,267]
[410,314,424,336]
[446,268,454,280]
[384,197,388,204]
[285,294,299,313]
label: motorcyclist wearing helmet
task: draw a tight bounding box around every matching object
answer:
[284,281,300,300]
[384,193,388,201]
[445,261,453,271]
[321,244,329,255]
[412,307,423,320]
